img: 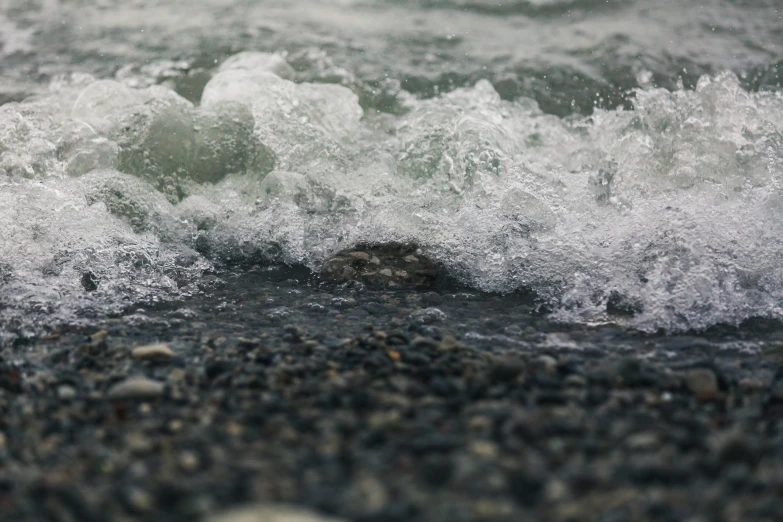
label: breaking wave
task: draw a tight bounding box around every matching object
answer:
[2,51,783,336]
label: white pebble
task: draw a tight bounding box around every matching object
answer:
[107,377,165,400]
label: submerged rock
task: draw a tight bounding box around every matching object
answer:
[685,368,720,400]
[321,244,447,289]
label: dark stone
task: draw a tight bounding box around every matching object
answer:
[364,302,386,315]
[401,351,431,366]
[616,358,659,387]
[489,357,524,382]
[606,290,642,316]
[205,360,235,380]
[320,244,450,289]
[621,462,693,485]
[506,469,544,507]
[408,434,460,455]
[716,434,761,466]
[386,332,410,345]
[422,292,443,306]
[80,271,99,292]
[0,364,22,393]
[30,483,102,522]
[75,355,100,370]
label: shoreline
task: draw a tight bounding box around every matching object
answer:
[1,271,782,521]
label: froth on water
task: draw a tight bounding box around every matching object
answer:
[2,51,783,336]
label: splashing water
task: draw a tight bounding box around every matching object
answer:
[1,50,783,337]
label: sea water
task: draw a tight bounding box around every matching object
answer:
[0,0,782,340]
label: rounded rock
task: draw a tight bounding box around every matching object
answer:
[131,343,175,361]
[685,368,719,400]
[107,377,165,400]
[206,504,347,522]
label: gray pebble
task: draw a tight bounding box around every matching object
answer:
[107,377,165,400]
[131,343,175,360]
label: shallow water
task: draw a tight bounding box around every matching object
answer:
[1,0,783,340]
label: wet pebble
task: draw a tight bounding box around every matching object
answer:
[409,308,447,325]
[131,342,175,360]
[107,377,165,400]
[206,505,347,522]
[685,368,720,400]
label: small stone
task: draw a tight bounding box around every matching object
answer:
[711,430,760,465]
[506,468,545,507]
[472,500,514,520]
[225,421,244,437]
[409,307,447,325]
[57,385,77,400]
[168,368,186,381]
[410,337,439,349]
[0,364,22,393]
[90,330,108,342]
[467,415,492,432]
[770,378,783,402]
[564,374,587,387]
[685,368,719,400]
[615,358,658,387]
[490,356,524,382]
[364,302,385,315]
[206,504,347,522]
[738,378,765,393]
[544,478,569,502]
[531,355,558,375]
[347,251,370,261]
[438,336,461,352]
[420,455,454,487]
[125,488,153,513]
[107,377,165,400]
[331,298,357,310]
[126,432,153,454]
[321,245,442,288]
[205,360,235,380]
[470,441,499,458]
[179,450,200,472]
[341,473,389,518]
[131,343,175,361]
[625,432,660,451]
[422,291,443,306]
[504,325,523,335]
[81,271,99,291]
[367,410,402,431]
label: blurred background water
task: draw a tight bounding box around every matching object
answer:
[2,0,781,114]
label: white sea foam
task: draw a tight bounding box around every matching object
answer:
[1,56,782,335]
